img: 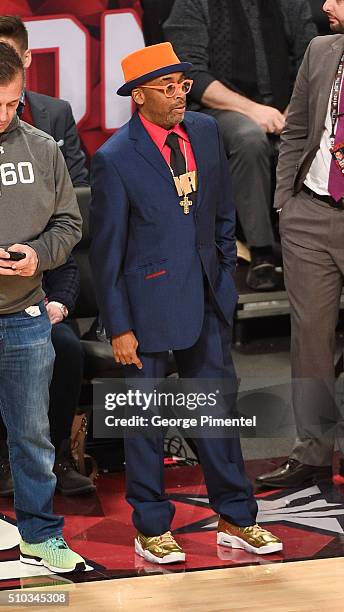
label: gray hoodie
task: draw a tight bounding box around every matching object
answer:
[0,115,82,314]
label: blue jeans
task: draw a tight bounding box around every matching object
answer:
[0,301,64,543]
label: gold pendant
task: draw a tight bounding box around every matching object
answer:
[180,195,193,214]
[173,171,197,197]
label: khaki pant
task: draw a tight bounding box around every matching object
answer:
[280,187,344,465]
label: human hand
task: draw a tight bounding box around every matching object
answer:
[46,302,65,325]
[111,330,143,369]
[248,103,286,134]
[0,244,38,277]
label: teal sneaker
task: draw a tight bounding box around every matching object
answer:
[20,537,86,573]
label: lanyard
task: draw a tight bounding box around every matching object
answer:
[330,52,344,145]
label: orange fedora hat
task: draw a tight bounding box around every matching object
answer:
[117,42,192,96]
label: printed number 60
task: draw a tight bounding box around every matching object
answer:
[0,162,34,185]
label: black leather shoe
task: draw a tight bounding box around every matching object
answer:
[0,457,14,497]
[246,258,279,291]
[54,440,96,496]
[256,459,332,489]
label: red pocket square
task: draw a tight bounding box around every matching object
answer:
[145,269,167,280]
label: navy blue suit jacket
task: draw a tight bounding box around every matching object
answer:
[90,111,237,353]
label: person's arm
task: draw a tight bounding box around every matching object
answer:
[44,254,80,315]
[90,150,142,368]
[62,101,89,187]
[89,150,134,339]
[213,118,236,275]
[25,144,82,272]
[165,0,285,133]
[201,81,286,134]
[274,39,311,209]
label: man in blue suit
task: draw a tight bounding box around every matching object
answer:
[90,42,282,563]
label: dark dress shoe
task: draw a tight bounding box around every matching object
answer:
[54,440,96,496]
[256,459,332,489]
[0,457,14,496]
[246,257,279,291]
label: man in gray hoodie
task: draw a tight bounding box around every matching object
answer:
[0,42,85,573]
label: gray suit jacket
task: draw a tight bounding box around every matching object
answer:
[275,34,344,208]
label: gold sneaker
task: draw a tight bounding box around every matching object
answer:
[217,517,283,555]
[135,530,185,564]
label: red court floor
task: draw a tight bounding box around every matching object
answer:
[1,459,344,590]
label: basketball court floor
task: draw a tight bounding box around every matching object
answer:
[1,309,343,610]
[1,460,343,611]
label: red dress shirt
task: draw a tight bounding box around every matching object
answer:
[139,112,197,172]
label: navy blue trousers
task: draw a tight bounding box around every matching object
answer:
[124,299,257,536]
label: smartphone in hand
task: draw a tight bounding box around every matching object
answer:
[7,251,26,261]
[0,251,26,267]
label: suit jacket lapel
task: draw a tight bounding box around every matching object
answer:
[26,91,51,135]
[129,112,205,208]
[182,114,204,209]
[315,38,344,141]
[129,112,174,186]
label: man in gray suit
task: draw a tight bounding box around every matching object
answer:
[257,0,344,489]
